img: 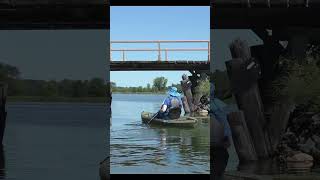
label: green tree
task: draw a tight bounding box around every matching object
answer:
[271,56,320,110]
[72,80,90,97]
[0,62,20,81]
[39,80,55,97]
[46,80,59,97]
[195,78,210,96]
[171,83,182,93]
[59,79,73,97]
[153,77,168,92]
[88,78,106,97]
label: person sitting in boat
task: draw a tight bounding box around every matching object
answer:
[157,86,182,120]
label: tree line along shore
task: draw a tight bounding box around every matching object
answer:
[1,62,233,102]
[1,62,106,102]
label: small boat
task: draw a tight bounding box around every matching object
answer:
[190,111,210,123]
[192,116,210,123]
[141,111,198,127]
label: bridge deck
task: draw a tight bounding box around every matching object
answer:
[0,0,108,29]
[110,61,210,71]
[212,7,320,29]
[1,0,320,29]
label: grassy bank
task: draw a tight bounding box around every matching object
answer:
[7,96,107,103]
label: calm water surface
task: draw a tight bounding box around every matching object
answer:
[1,102,107,180]
[110,94,210,174]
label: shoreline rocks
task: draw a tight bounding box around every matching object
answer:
[275,109,320,170]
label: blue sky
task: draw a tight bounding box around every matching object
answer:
[110,6,210,87]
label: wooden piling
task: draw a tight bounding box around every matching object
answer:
[0,83,7,147]
[99,156,109,180]
[227,111,258,162]
[267,103,295,152]
[181,76,195,112]
[225,39,271,159]
[251,42,296,153]
[181,96,191,114]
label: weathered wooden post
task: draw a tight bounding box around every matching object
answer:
[181,74,195,112]
[99,156,109,180]
[267,103,295,152]
[225,39,271,159]
[251,40,295,152]
[227,111,258,162]
[0,83,7,147]
[181,96,191,114]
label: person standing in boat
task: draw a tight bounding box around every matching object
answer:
[157,86,183,120]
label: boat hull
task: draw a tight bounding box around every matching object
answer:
[141,111,198,127]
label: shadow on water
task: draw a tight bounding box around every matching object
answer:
[0,146,5,179]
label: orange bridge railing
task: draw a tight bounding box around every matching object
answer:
[110,40,210,62]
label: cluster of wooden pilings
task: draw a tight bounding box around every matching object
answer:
[181,72,209,116]
[225,38,287,164]
[225,36,315,170]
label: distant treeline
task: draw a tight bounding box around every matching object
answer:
[1,62,106,97]
[111,71,231,100]
[111,84,182,94]
[1,62,232,100]
[111,77,182,94]
[6,78,106,97]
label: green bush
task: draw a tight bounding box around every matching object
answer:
[195,78,210,96]
[271,56,320,112]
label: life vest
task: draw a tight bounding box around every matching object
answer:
[168,96,181,109]
[165,96,182,119]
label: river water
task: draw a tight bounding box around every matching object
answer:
[2,102,107,180]
[110,93,210,174]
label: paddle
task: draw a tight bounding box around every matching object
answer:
[148,111,159,124]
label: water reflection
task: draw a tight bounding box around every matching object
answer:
[110,94,209,174]
[153,125,209,172]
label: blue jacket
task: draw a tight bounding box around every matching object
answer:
[162,95,182,114]
[210,82,232,138]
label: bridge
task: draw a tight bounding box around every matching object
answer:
[212,0,320,29]
[0,0,108,29]
[110,40,210,72]
[1,0,320,29]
